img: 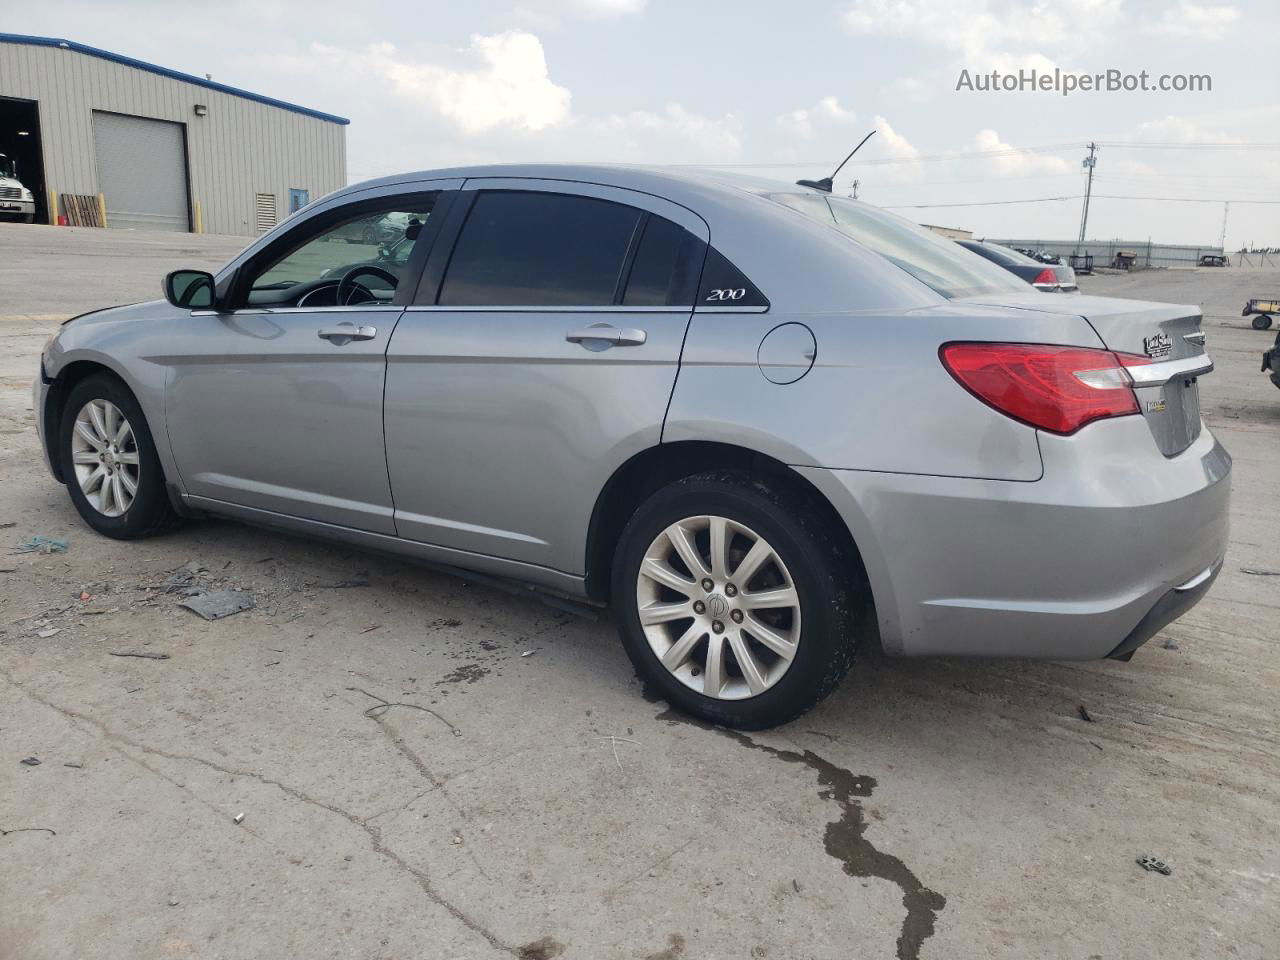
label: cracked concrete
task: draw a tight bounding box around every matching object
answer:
[2,225,1279,959]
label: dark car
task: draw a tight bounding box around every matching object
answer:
[956,239,1078,292]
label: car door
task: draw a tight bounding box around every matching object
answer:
[165,184,457,533]
[383,179,709,574]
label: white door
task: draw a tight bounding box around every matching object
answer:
[92,111,190,232]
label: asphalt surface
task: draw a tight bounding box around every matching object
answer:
[1,223,1278,960]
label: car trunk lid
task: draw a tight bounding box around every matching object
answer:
[959,293,1209,456]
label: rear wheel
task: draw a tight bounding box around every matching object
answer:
[612,472,863,729]
[1252,314,1274,330]
[58,373,179,539]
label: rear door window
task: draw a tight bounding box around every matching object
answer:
[439,191,641,306]
[622,214,702,307]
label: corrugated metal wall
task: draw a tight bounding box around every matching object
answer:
[0,42,346,236]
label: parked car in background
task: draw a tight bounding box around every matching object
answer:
[956,239,1078,292]
[0,153,36,223]
[1199,254,1230,267]
[33,164,1228,729]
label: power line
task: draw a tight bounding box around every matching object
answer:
[883,196,1081,209]
[1097,141,1280,150]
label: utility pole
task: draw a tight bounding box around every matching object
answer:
[1219,201,1229,252]
[1076,142,1097,256]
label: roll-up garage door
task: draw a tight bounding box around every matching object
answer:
[92,111,190,232]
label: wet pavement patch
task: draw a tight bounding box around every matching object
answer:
[658,707,946,960]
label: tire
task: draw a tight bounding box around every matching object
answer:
[611,471,863,729]
[58,373,179,539]
[22,214,34,224]
[1252,314,1274,331]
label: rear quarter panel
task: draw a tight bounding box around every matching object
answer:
[665,301,1105,481]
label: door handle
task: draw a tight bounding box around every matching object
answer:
[318,324,377,343]
[565,325,647,347]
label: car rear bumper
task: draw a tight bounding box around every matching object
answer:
[797,417,1231,659]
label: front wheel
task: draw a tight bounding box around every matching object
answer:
[612,472,863,729]
[58,373,179,539]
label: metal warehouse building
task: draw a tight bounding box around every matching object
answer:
[0,33,347,235]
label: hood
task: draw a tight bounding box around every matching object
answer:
[0,176,26,190]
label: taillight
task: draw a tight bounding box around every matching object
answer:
[1031,268,1058,287]
[940,343,1150,435]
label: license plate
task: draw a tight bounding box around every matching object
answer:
[0,204,18,211]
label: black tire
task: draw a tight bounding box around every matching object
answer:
[58,373,180,539]
[612,471,864,730]
[1252,314,1274,331]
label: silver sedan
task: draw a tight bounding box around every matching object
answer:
[34,165,1230,729]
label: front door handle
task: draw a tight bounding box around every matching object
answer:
[318,323,377,344]
[565,324,647,348]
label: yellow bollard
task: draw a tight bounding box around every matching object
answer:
[97,193,107,228]
[49,190,59,226]
[193,200,203,234]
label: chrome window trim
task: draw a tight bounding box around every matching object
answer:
[190,305,404,317]
[694,305,771,314]
[1128,353,1214,386]
[403,305,690,314]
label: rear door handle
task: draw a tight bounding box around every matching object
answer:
[318,324,377,343]
[565,325,647,347]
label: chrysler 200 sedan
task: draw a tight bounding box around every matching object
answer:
[34,165,1230,729]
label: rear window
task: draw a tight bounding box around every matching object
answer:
[975,241,1039,266]
[769,193,1029,299]
[440,191,640,306]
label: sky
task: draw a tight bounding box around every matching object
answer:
[8,0,1280,247]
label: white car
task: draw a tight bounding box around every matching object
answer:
[0,153,35,223]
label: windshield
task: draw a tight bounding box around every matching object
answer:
[769,193,1030,299]
[0,157,14,179]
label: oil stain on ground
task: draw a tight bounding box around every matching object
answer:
[656,705,946,960]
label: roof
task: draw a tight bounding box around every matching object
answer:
[0,33,349,125]
[341,162,809,207]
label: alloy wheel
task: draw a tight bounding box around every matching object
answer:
[636,515,802,700]
[70,399,140,518]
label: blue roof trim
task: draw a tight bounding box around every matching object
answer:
[0,33,350,126]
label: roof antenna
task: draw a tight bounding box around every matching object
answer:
[796,129,876,193]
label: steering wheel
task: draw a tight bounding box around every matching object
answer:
[336,265,399,306]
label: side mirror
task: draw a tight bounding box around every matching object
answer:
[164,269,216,309]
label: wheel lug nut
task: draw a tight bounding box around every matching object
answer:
[693,601,706,615]
[711,620,724,634]
[701,578,714,592]
[731,609,744,623]
[725,583,737,597]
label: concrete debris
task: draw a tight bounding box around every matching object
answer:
[180,590,255,621]
[36,628,61,639]
[1136,855,1172,875]
[20,756,41,766]
[108,650,170,660]
[1241,568,1279,576]
[232,813,245,825]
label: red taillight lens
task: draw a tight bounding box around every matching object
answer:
[940,342,1143,435]
[1031,268,1058,287]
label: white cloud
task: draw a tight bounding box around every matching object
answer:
[971,128,1070,174]
[874,115,919,159]
[776,96,856,140]
[593,104,743,161]
[842,0,1123,65]
[302,33,571,137]
[510,0,646,28]
[1147,1,1239,40]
